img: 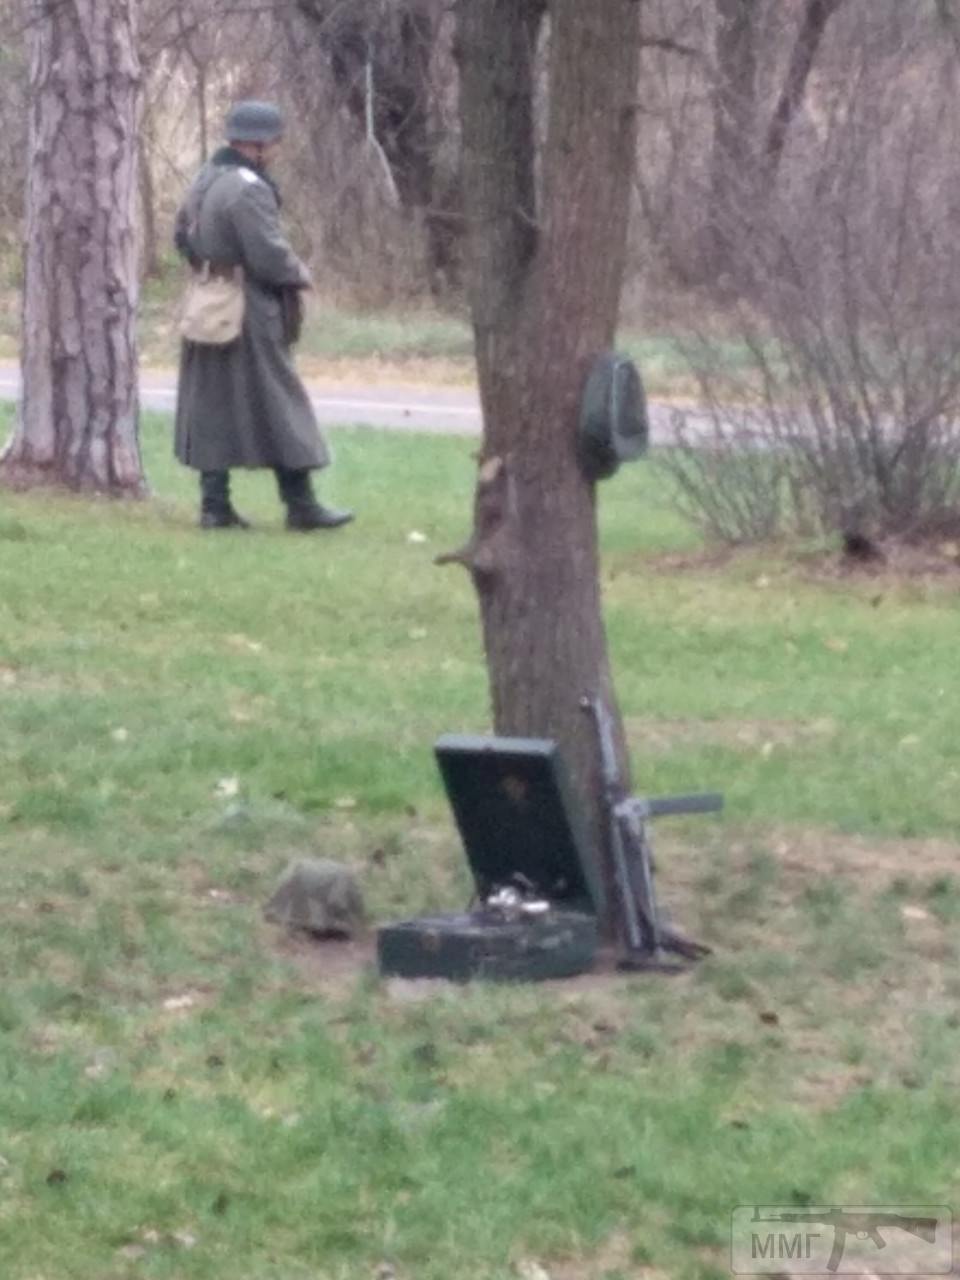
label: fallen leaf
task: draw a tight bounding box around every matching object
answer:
[823,636,849,654]
[162,994,197,1012]
[407,530,428,544]
[84,1061,111,1081]
[408,627,428,640]
[901,905,930,922]
[110,727,129,743]
[214,776,240,798]
[334,795,357,810]
[898,734,921,749]
[517,1262,552,1280]
[226,634,264,653]
[760,741,775,758]
[116,1245,147,1261]
[172,1231,198,1249]
[808,717,836,736]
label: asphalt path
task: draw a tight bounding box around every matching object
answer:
[0,363,686,442]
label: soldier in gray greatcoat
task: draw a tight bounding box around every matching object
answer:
[173,101,354,531]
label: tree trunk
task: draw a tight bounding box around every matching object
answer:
[454,0,640,929]
[196,61,209,166]
[707,0,758,275]
[2,0,144,495]
[139,102,162,280]
[764,0,845,178]
[298,0,464,299]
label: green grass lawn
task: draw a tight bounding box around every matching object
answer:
[1,408,959,1279]
[0,279,748,400]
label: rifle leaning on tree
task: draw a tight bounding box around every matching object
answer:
[581,695,721,972]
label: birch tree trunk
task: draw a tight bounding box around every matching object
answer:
[1,0,144,495]
[451,0,641,929]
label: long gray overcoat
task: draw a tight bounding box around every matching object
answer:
[173,158,329,472]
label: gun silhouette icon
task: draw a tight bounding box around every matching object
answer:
[752,1207,939,1272]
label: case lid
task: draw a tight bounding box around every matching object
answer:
[434,734,602,914]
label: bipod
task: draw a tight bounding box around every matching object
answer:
[613,795,719,972]
[581,696,722,974]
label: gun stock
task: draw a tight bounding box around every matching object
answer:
[888,1216,938,1243]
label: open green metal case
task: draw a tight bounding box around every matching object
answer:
[434,734,603,914]
[377,735,602,983]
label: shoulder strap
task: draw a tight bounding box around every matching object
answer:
[185,167,226,240]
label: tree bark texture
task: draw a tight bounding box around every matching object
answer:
[1,0,144,495]
[764,0,845,176]
[455,0,641,926]
[708,0,758,269]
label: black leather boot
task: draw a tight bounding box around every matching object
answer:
[200,471,250,529]
[275,467,354,531]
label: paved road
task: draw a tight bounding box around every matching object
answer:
[0,363,685,441]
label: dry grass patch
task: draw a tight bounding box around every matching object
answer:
[297,355,475,388]
[625,716,838,755]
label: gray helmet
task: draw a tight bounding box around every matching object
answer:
[225,100,284,145]
[263,859,365,938]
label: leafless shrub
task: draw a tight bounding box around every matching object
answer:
[661,34,960,546]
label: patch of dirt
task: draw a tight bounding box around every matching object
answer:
[649,826,960,1104]
[297,355,475,389]
[754,827,960,884]
[272,931,653,1001]
[0,663,106,695]
[633,536,960,589]
[268,927,377,995]
[624,715,837,754]
[527,1228,655,1280]
[805,535,960,583]
[259,823,960,1113]
[632,545,740,575]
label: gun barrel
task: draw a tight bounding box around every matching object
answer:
[647,792,725,817]
[581,695,645,954]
